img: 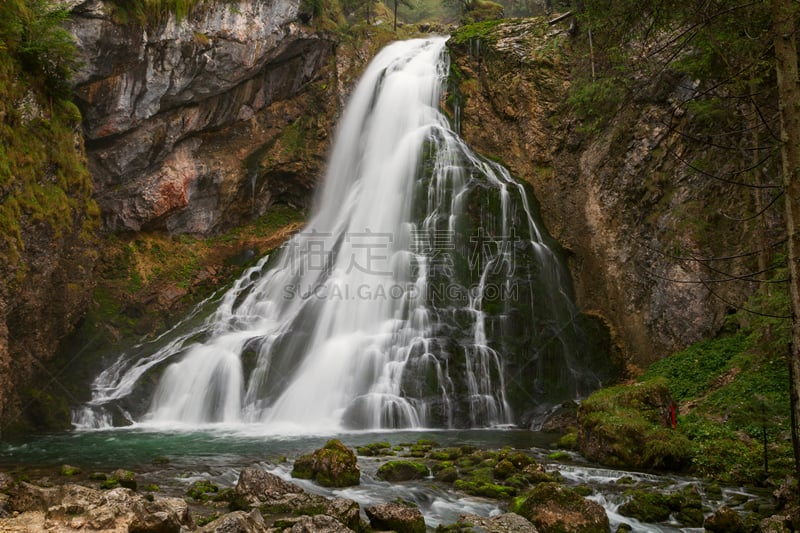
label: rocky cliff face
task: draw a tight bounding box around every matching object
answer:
[447,20,771,367]
[68,0,336,234]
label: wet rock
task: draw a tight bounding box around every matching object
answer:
[539,401,579,433]
[704,505,746,533]
[511,482,609,533]
[234,466,360,530]
[365,503,426,533]
[291,439,360,487]
[288,514,353,532]
[129,495,191,532]
[376,460,428,482]
[235,467,303,506]
[434,466,459,483]
[458,512,539,532]
[197,509,267,532]
[107,469,137,490]
[618,491,671,523]
[324,498,361,531]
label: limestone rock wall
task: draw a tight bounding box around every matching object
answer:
[68,0,336,234]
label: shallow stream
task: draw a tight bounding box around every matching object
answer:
[0,427,770,532]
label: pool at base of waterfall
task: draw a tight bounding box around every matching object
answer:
[0,428,771,532]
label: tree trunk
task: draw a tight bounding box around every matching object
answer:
[772,0,800,480]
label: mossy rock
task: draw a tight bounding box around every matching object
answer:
[291,439,360,487]
[59,465,81,476]
[500,451,535,469]
[557,431,578,449]
[511,482,610,533]
[100,469,136,490]
[429,447,462,461]
[356,441,392,456]
[291,454,315,480]
[492,459,516,480]
[435,467,459,483]
[186,479,219,500]
[618,490,672,523]
[521,464,556,484]
[110,469,137,490]
[547,451,572,461]
[454,479,516,499]
[704,505,746,533]
[377,461,428,482]
[100,478,119,490]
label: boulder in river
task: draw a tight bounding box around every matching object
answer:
[365,502,426,533]
[510,482,609,533]
[291,439,360,487]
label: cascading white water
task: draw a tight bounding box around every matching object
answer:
[75,37,609,432]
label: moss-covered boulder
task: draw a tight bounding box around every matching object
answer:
[435,467,459,483]
[59,465,81,477]
[101,469,137,490]
[577,379,691,470]
[619,491,671,523]
[704,506,746,533]
[376,461,428,482]
[510,482,609,533]
[356,441,392,456]
[291,439,360,487]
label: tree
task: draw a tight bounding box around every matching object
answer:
[389,0,414,31]
[772,0,800,480]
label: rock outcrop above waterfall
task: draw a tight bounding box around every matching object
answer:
[67,0,336,234]
[446,18,770,367]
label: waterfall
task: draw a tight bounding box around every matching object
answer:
[74,37,610,432]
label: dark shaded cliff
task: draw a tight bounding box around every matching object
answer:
[446,19,776,369]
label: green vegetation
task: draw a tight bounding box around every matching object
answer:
[578,378,693,470]
[104,0,234,26]
[0,0,98,294]
[577,273,794,484]
[565,76,626,134]
[449,18,507,45]
[186,479,219,500]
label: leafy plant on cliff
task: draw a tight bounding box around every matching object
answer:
[0,0,97,293]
